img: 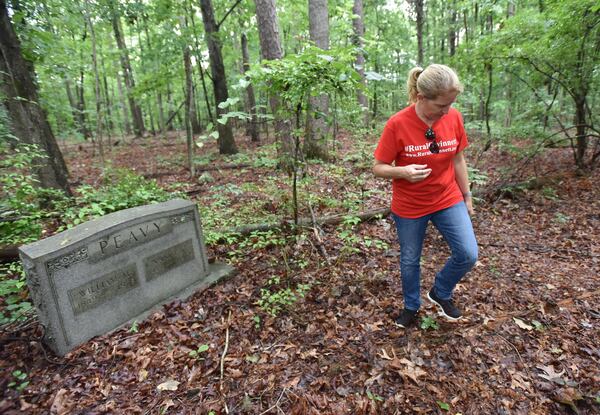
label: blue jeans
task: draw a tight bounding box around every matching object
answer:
[392,201,478,311]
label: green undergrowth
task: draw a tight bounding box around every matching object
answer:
[0,262,32,325]
[58,168,182,230]
[0,142,184,326]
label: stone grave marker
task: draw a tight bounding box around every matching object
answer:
[18,199,233,356]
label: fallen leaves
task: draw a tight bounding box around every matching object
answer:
[49,389,71,415]
[2,140,600,414]
[156,379,180,391]
[514,317,534,331]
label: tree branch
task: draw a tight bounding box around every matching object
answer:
[217,0,244,29]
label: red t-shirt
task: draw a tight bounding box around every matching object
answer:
[374,105,468,218]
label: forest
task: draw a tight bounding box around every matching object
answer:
[1,0,599,413]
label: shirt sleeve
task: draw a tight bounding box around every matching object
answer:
[455,111,469,153]
[374,118,399,164]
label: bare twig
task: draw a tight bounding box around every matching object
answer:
[220,309,232,384]
[259,387,288,415]
[306,201,331,265]
[214,208,390,238]
[495,333,539,403]
[219,309,232,413]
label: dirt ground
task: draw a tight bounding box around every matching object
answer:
[1,130,599,414]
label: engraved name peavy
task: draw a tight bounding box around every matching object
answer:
[88,218,173,262]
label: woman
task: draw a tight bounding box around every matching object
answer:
[373,64,478,328]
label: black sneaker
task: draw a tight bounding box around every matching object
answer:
[394,309,419,328]
[427,289,462,320]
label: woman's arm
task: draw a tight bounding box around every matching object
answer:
[373,159,432,183]
[453,151,474,214]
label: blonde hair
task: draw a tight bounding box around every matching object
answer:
[407,64,463,104]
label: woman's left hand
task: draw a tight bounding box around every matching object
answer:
[465,197,474,215]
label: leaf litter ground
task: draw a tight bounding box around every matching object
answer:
[1,131,599,414]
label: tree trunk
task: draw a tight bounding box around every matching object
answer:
[352,0,368,124]
[414,0,424,65]
[181,17,195,177]
[136,23,155,136]
[448,2,457,56]
[116,70,132,136]
[463,9,469,45]
[157,91,165,137]
[483,12,493,144]
[484,62,492,145]
[84,6,105,164]
[189,8,215,126]
[190,84,201,135]
[98,42,114,136]
[305,0,330,160]
[0,0,70,194]
[241,32,259,142]
[503,2,516,128]
[142,18,165,136]
[75,29,92,140]
[199,0,237,155]
[64,77,87,138]
[254,0,293,163]
[109,0,145,137]
[574,96,587,169]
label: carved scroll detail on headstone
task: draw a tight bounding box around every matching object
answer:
[170,212,194,225]
[46,247,89,275]
[23,257,57,346]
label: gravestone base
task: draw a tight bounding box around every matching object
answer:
[98,262,234,349]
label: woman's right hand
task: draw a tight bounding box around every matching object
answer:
[400,164,432,182]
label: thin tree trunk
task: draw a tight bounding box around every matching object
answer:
[483,12,493,144]
[352,0,368,124]
[241,32,259,142]
[574,96,587,169]
[181,18,195,177]
[177,6,200,134]
[484,62,492,144]
[190,84,201,134]
[254,0,293,165]
[503,2,516,128]
[414,0,424,65]
[136,23,155,136]
[141,18,165,136]
[75,28,91,140]
[64,77,86,138]
[84,5,105,164]
[305,0,329,160]
[463,9,469,45]
[199,0,237,154]
[98,42,114,148]
[189,8,215,125]
[109,0,145,137]
[0,0,70,194]
[116,70,131,136]
[448,2,457,56]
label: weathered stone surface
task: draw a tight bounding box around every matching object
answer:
[19,199,233,356]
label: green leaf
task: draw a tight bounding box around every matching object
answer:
[437,401,450,411]
[420,316,439,330]
[217,97,240,109]
[317,54,334,62]
[365,71,386,81]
